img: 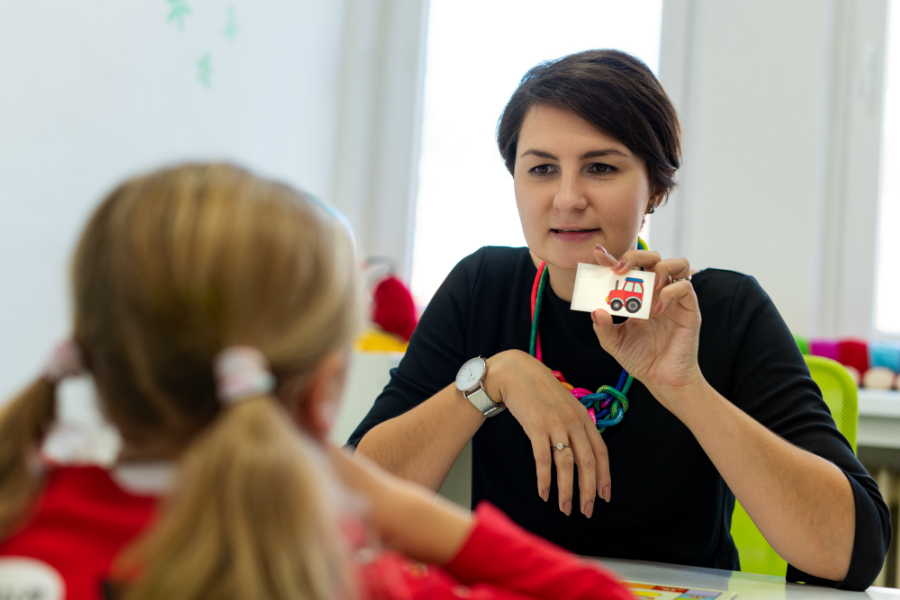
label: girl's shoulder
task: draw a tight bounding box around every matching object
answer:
[0,464,159,600]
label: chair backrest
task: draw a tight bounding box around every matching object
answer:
[804,355,858,452]
[730,355,859,577]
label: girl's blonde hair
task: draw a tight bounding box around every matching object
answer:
[0,163,362,599]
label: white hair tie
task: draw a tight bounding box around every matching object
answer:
[43,340,85,383]
[214,347,276,404]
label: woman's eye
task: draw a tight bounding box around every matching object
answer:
[529,164,556,176]
[588,163,617,174]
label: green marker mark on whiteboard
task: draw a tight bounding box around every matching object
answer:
[197,53,212,88]
[223,5,237,41]
[166,0,191,30]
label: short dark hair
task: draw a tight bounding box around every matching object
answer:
[497,49,681,201]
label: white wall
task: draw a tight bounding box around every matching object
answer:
[0,1,346,402]
[655,0,888,338]
[0,0,429,409]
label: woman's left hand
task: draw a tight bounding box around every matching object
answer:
[591,246,704,406]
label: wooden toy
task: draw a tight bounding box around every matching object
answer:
[862,366,896,390]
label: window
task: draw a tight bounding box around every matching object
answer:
[411,0,663,306]
[876,1,900,334]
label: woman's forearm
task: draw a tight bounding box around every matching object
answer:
[651,379,855,582]
[355,383,485,492]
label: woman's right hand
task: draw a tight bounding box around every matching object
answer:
[484,350,611,518]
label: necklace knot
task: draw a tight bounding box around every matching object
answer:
[530,261,633,434]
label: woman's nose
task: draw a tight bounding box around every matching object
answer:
[553,171,588,212]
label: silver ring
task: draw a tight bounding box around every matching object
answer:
[552,442,571,451]
[672,275,692,283]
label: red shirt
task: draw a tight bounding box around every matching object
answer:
[0,466,155,599]
[0,466,633,600]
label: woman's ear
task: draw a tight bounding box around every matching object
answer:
[293,351,349,441]
[647,191,662,215]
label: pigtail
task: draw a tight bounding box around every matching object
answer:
[118,394,353,600]
[0,378,57,538]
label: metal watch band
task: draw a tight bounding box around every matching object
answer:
[466,387,505,418]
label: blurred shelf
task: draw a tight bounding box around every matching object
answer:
[858,389,900,419]
[858,390,900,449]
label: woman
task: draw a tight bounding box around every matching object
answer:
[0,163,633,600]
[349,50,891,590]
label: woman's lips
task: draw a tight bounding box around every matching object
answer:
[551,228,600,243]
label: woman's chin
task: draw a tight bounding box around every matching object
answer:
[546,253,593,272]
[530,243,599,271]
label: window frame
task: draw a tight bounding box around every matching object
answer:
[655,0,890,340]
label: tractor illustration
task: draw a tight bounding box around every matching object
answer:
[606,277,645,314]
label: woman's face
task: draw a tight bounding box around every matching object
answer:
[514,104,658,271]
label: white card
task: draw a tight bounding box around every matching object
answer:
[570,263,656,319]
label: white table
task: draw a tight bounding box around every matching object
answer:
[595,557,900,599]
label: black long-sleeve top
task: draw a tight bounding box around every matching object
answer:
[349,246,891,590]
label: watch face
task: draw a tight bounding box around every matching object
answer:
[456,357,486,392]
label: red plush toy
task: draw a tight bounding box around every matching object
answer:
[372,275,418,341]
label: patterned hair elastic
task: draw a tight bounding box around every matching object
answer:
[214,346,276,404]
[43,340,85,383]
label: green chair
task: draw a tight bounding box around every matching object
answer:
[730,355,859,577]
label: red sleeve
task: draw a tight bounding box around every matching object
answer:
[442,502,634,600]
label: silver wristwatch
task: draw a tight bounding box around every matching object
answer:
[455,357,505,418]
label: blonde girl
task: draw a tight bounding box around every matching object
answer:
[0,163,632,600]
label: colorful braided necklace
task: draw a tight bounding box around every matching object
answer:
[528,240,647,433]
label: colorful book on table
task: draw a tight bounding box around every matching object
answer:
[624,581,736,599]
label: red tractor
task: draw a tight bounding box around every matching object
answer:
[606,277,645,314]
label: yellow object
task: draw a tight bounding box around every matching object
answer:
[354,327,409,353]
[730,355,858,577]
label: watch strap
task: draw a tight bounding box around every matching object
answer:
[466,387,505,418]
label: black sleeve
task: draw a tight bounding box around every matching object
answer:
[346,249,483,448]
[726,275,891,590]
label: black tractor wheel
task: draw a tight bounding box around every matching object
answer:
[610,299,623,311]
[625,298,642,313]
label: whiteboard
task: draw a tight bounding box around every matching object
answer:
[0,1,347,402]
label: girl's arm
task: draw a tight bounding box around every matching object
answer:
[442,502,634,600]
[328,442,472,564]
[329,444,633,600]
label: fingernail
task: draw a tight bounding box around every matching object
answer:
[583,500,594,519]
[601,486,611,502]
[562,500,572,516]
[595,244,609,256]
[614,259,627,271]
[540,489,549,502]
